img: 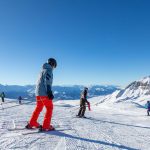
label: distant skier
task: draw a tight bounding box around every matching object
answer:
[1,92,5,103]
[147,101,150,116]
[26,58,57,131]
[18,96,22,104]
[77,87,90,118]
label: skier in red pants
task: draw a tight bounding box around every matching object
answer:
[26,58,57,131]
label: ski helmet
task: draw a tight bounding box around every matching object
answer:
[84,87,88,91]
[48,58,57,68]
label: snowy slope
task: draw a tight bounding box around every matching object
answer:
[0,97,150,150]
[116,76,150,101]
[93,76,150,108]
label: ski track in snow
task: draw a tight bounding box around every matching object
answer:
[0,99,150,150]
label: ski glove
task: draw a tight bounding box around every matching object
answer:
[47,85,54,100]
[47,90,54,100]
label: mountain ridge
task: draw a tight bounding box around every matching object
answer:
[0,84,119,100]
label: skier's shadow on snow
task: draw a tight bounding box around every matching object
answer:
[87,118,150,130]
[46,131,138,150]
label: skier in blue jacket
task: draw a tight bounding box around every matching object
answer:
[26,58,57,131]
[147,101,150,116]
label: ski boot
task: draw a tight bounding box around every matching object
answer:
[25,122,41,129]
[76,115,80,117]
[39,125,55,132]
[82,116,87,118]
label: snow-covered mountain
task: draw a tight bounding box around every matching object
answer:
[94,76,150,107]
[0,84,119,100]
[53,85,119,100]
[116,76,150,101]
[0,84,35,99]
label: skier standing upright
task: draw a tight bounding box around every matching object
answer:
[26,58,57,131]
[77,87,90,118]
[1,92,5,103]
[18,96,22,104]
[147,101,150,116]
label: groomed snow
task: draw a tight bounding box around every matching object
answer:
[0,97,150,150]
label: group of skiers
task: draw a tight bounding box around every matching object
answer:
[25,58,150,132]
[25,58,90,132]
[1,57,150,132]
[0,92,22,104]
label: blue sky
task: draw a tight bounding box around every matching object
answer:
[0,0,150,87]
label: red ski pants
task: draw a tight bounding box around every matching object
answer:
[29,96,53,129]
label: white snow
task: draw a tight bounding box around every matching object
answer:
[139,76,150,84]
[0,96,150,150]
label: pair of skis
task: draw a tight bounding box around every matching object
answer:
[8,124,71,135]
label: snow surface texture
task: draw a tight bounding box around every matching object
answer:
[0,97,149,150]
[0,76,150,150]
